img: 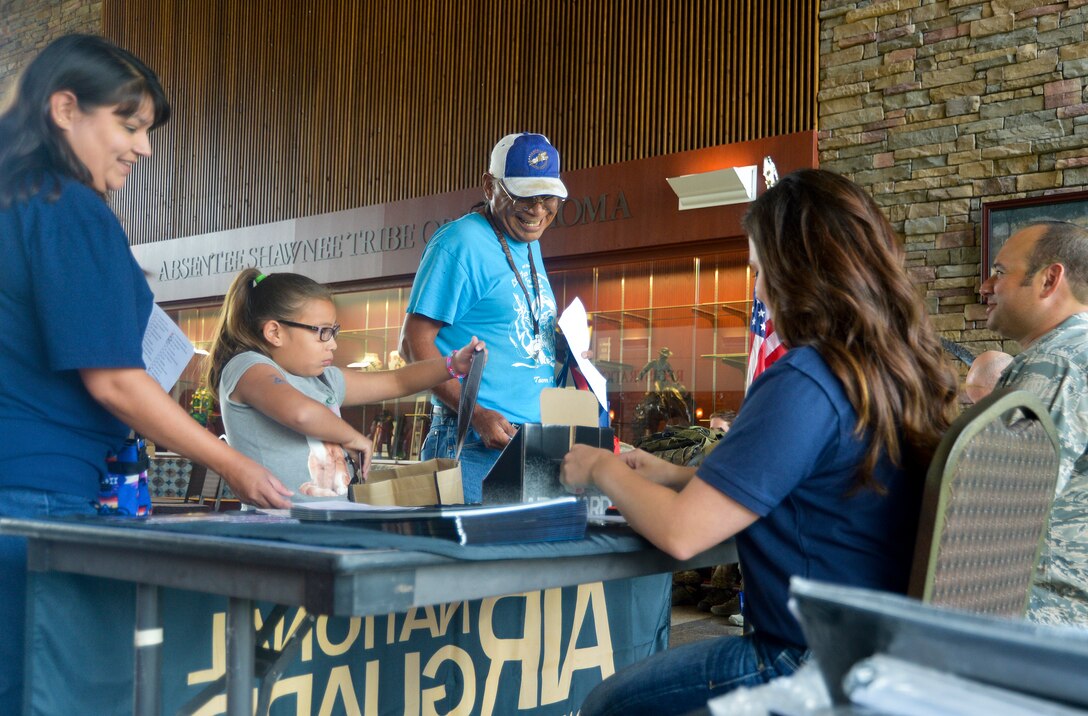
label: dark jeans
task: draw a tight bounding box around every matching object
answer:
[579,632,810,716]
[0,487,97,716]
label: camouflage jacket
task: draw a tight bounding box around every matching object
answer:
[999,312,1088,627]
[633,426,723,466]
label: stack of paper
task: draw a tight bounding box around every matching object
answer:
[291,496,588,545]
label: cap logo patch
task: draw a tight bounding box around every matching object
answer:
[527,149,550,171]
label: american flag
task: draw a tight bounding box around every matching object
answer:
[746,292,786,390]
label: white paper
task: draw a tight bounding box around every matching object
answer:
[143,304,196,392]
[293,496,577,515]
[557,298,609,410]
[291,500,407,512]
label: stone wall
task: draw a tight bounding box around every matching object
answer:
[818,0,1088,357]
[0,0,101,109]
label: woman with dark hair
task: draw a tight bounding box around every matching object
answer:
[561,169,959,715]
[0,35,292,712]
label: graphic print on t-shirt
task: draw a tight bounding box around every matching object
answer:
[298,403,351,497]
[508,264,558,369]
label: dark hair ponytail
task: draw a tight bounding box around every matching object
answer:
[202,270,333,400]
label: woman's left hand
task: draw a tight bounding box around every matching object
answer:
[452,336,486,377]
[559,444,612,494]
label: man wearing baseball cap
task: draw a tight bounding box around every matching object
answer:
[401,133,568,502]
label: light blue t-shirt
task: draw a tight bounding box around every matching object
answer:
[406,212,557,424]
[219,351,349,499]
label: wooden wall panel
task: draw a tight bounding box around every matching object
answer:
[103,0,817,245]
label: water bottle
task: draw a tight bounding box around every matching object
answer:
[96,437,152,516]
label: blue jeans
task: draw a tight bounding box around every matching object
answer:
[578,632,810,716]
[0,487,97,716]
[421,414,503,504]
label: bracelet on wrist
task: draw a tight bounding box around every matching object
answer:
[446,351,467,381]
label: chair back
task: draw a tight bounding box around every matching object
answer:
[183,461,209,502]
[909,388,1060,617]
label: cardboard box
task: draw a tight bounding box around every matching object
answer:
[349,458,464,506]
[349,350,484,507]
[482,388,613,516]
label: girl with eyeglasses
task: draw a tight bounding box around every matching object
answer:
[205,268,483,497]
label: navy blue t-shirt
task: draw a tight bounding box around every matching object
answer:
[0,177,153,499]
[696,346,922,647]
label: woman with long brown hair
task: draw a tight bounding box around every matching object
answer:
[561,169,959,715]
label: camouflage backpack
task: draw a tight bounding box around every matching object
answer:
[634,426,722,466]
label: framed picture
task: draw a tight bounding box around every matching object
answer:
[982,190,1088,283]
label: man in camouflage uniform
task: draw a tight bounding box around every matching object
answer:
[980,221,1088,626]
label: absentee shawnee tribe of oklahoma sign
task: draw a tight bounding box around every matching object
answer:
[131,191,633,303]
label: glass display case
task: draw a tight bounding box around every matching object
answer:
[167,245,753,449]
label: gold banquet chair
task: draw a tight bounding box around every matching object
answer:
[909,388,1060,617]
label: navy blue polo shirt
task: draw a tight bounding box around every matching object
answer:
[697,346,922,647]
[0,177,153,499]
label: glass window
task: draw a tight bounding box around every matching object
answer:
[169,246,752,451]
[550,248,750,443]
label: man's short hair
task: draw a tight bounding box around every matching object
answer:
[1025,221,1088,303]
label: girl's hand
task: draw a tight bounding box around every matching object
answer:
[451,337,486,377]
[343,433,374,480]
[559,444,612,494]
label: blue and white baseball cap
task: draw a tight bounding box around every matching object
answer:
[489,133,569,199]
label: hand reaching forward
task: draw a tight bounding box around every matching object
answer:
[559,444,614,494]
[449,336,486,377]
[219,454,294,509]
[342,433,374,481]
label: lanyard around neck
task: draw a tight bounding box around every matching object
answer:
[483,209,542,342]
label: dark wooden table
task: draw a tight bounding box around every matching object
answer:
[2,515,737,716]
